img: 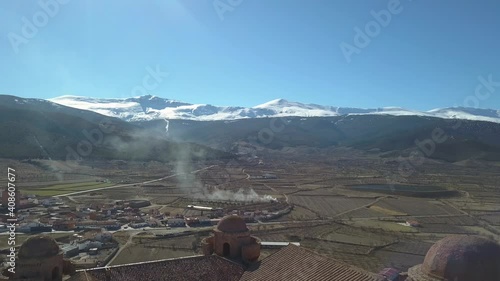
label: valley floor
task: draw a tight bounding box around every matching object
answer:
[2,149,500,273]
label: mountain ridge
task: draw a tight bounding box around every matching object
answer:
[2,94,500,162]
[48,95,500,123]
[0,95,231,161]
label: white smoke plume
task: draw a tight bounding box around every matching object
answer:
[172,135,275,202]
[192,186,276,202]
[164,119,170,137]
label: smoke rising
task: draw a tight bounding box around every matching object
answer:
[164,119,170,137]
[172,143,276,202]
[193,186,277,202]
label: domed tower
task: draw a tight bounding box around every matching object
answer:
[407,235,500,281]
[12,235,64,281]
[202,215,260,263]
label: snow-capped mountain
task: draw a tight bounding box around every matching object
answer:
[48,95,500,123]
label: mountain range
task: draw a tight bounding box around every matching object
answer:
[2,94,500,163]
[49,95,500,123]
[0,95,229,161]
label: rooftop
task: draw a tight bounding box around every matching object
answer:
[216,215,248,233]
[68,255,244,281]
[408,235,500,281]
[18,235,61,259]
[68,244,386,281]
[239,244,384,281]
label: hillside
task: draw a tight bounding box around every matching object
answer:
[0,95,231,161]
[3,94,500,163]
[136,115,500,162]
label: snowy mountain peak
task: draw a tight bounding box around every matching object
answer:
[254,98,292,108]
[47,95,500,123]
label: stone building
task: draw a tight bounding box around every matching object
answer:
[7,235,74,281]
[201,215,261,263]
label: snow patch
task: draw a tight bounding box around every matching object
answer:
[47,95,500,123]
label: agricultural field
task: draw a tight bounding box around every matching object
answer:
[274,205,319,221]
[477,213,500,225]
[372,198,463,217]
[4,149,500,276]
[417,224,475,234]
[344,207,388,218]
[412,215,477,226]
[347,184,459,198]
[251,222,408,272]
[368,205,407,216]
[22,181,113,196]
[289,195,376,218]
[373,250,425,272]
[346,220,419,233]
[109,232,204,266]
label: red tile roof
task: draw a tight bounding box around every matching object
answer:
[67,245,383,281]
[67,255,244,281]
[239,244,384,281]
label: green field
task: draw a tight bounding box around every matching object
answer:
[23,182,114,196]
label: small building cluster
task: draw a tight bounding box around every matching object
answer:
[180,200,293,228]
[0,199,161,235]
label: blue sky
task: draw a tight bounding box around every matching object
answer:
[1,0,499,110]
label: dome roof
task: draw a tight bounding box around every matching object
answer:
[18,235,61,259]
[408,235,500,281]
[216,215,248,233]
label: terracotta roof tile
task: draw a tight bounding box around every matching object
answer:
[239,244,384,281]
[67,255,244,281]
[66,245,384,281]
